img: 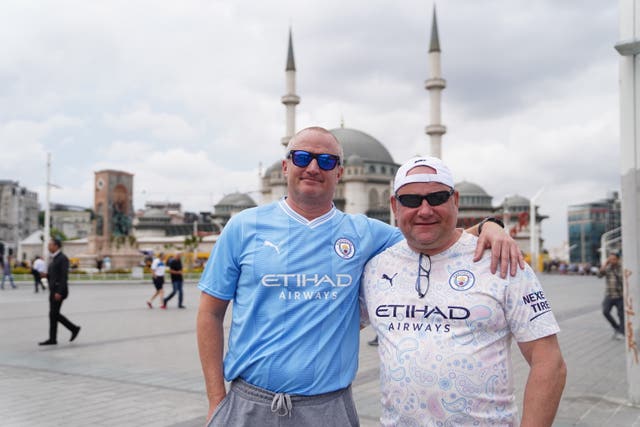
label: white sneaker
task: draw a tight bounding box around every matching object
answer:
[614,332,625,341]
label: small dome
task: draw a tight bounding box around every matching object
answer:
[455,180,489,196]
[216,192,256,208]
[503,194,530,207]
[329,128,394,164]
[265,160,282,176]
[456,180,493,210]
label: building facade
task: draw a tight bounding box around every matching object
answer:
[0,180,39,258]
[134,201,220,238]
[50,204,92,240]
[568,191,621,265]
[258,14,549,253]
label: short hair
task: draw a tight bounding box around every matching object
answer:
[286,126,344,161]
[51,237,63,248]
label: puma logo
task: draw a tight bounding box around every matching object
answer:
[264,240,281,254]
[382,273,397,286]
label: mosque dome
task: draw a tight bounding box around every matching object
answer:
[329,128,394,165]
[456,180,493,210]
[502,194,530,208]
[501,194,530,214]
[216,192,256,208]
[455,180,489,196]
[265,160,282,176]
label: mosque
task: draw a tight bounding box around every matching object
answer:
[251,9,546,255]
[18,8,545,268]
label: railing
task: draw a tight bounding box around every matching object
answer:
[8,272,204,282]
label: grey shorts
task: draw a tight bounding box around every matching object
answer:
[207,378,360,427]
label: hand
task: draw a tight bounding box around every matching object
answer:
[474,221,525,278]
[54,293,62,301]
[206,393,226,423]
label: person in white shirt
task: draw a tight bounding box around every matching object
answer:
[32,255,47,293]
[361,156,567,427]
[147,253,166,309]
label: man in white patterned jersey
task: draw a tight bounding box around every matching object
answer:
[197,127,525,427]
[361,156,567,427]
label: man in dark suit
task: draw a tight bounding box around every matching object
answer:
[39,238,81,346]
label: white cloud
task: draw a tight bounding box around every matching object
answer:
[104,106,198,141]
[0,0,623,253]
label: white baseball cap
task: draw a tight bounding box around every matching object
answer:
[393,156,455,193]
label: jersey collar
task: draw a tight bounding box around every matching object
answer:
[279,197,337,228]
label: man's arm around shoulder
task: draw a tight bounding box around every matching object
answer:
[518,334,567,427]
[197,292,230,421]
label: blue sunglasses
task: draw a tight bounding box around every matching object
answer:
[287,150,341,171]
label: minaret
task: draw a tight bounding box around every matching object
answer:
[281,28,300,147]
[424,6,447,158]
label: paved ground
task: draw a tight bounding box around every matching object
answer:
[1,273,639,426]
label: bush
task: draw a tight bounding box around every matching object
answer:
[105,268,131,274]
[12,267,32,275]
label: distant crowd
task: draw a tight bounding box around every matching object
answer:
[544,259,601,275]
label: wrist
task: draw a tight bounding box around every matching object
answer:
[478,217,505,235]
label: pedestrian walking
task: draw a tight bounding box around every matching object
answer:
[1,254,17,289]
[598,252,625,340]
[32,255,47,293]
[163,252,185,309]
[39,238,81,345]
[146,253,166,308]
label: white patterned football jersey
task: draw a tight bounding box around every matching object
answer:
[361,232,560,426]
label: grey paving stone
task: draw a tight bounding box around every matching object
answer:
[1,274,640,426]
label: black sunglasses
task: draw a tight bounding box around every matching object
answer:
[287,150,341,171]
[395,189,455,208]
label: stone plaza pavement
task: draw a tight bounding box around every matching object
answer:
[1,273,640,426]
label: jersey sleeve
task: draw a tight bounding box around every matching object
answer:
[366,217,403,256]
[198,215,243,300]
[504,265,560,342]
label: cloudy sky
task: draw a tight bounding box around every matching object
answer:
[0,0,621,251]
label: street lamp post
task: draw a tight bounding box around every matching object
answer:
[529,188,544,272]
[43,153,61,262]
[43,153,51,262]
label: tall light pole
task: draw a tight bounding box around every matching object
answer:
[43,152,61,262]
[43,153,51,261]
[529,188,544,272]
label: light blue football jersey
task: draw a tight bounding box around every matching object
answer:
[198,198,402,395]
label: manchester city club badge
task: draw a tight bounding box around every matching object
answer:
[334,238,355,259]
[449,270,475,291]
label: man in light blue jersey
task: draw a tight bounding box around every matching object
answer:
[197,127,523,427]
